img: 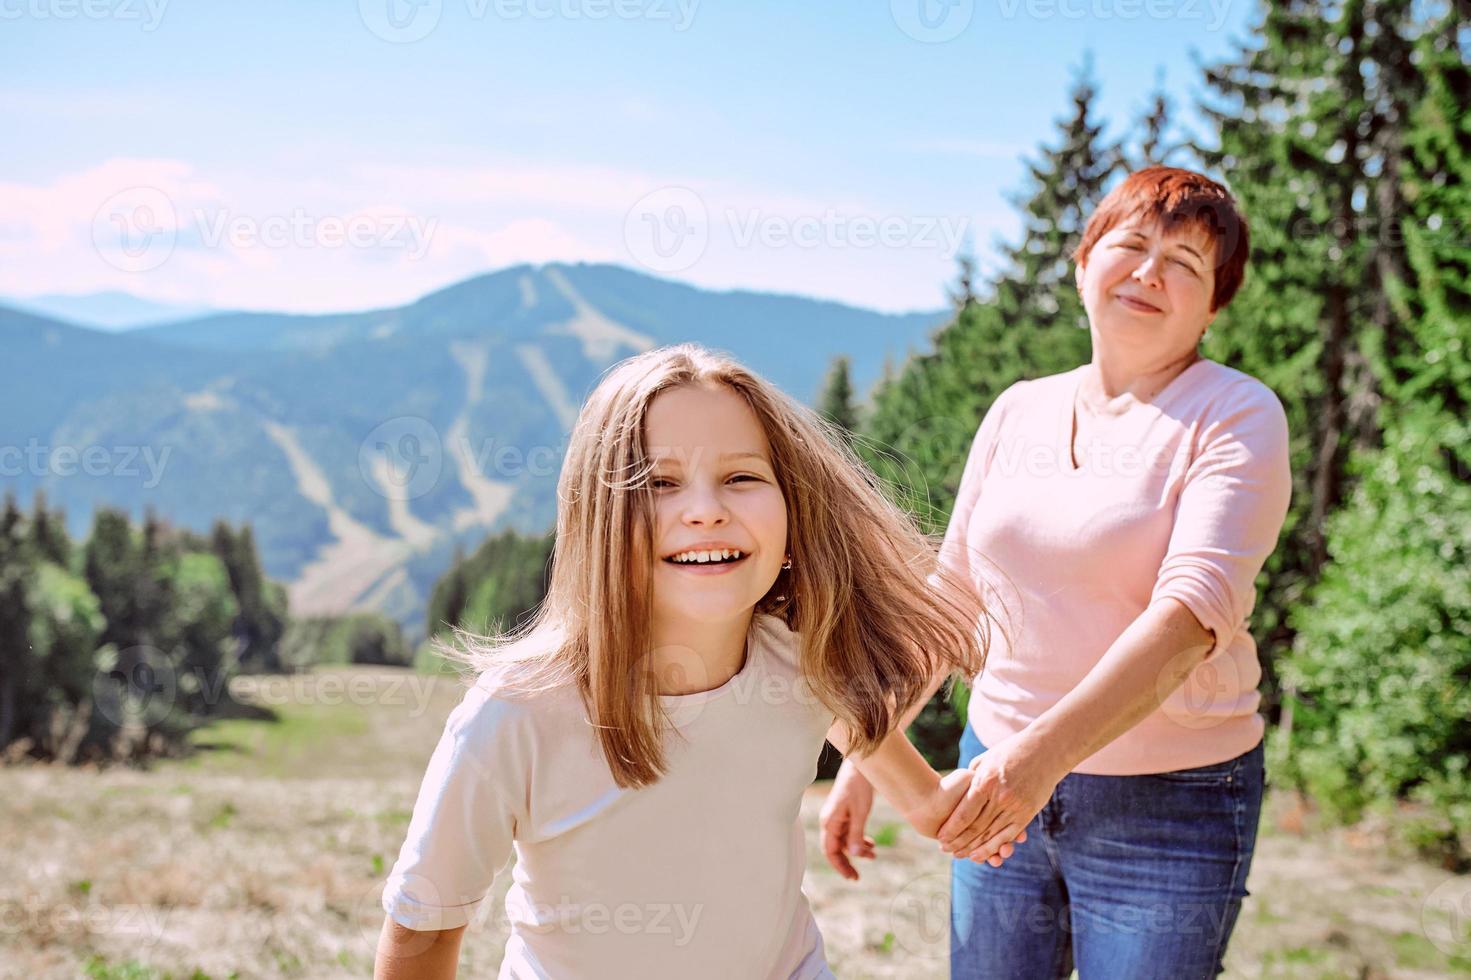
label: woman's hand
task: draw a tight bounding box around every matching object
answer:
[904,769,1027,866]
[936,734,1061,864]
[819,760,877,880]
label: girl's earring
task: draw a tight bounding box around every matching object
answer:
[773,554,794,602]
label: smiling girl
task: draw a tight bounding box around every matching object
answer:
[373,343,1003,979]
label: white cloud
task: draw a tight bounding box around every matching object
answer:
[0,156,1013,314]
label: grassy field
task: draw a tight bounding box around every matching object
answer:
[3,665,1469,979]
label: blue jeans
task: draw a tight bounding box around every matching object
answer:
[950,723,1264,979]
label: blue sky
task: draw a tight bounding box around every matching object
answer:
[1,0,1258,313]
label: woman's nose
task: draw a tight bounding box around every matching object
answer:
[1132,252,1165,288]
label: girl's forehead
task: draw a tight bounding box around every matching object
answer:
[644,385,772,461]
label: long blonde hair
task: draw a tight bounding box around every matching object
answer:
[436,343,994,788]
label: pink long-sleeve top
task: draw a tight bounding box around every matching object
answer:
[941,358,1292,775]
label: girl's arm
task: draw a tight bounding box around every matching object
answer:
[825,712,969,839]
[374,919,466,980]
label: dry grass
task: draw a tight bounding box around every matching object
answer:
[2,665,1467,979]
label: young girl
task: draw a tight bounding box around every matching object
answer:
[374,343,999,979]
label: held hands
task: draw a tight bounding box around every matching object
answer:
[936,734,1061,864]
[905,770,1027,867]
[819,761,1032,881]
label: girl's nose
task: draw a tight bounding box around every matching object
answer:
[681,482,729,526]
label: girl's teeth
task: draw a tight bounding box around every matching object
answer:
[670,549,742,563]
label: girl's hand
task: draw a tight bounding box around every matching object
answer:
[902,769,1024,866]
[936,735,1060,865]
[819,761,877,881]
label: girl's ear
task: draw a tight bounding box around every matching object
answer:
[1074,260,1085,293]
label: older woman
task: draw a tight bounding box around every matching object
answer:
[820,167,1291,979]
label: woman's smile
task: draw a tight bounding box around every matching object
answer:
[1115,293,1164,314]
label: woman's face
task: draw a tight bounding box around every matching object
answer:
[642,383,789,627]
[1075,217,1218,360]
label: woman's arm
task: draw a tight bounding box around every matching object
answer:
[374,918,465,980]
[938,382,1292,862]
[935,596,1213,859]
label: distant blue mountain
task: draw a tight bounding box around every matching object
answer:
[3,263,948,635]
[6,291,217,331]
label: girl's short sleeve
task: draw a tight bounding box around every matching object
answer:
[381,683,529,931]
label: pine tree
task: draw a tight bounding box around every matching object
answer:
[865,62,1115,535]
[211,521,286,672]
[1127,74,1188,170]
[946,248,980,311]
[29,489,71,568]
[817,356,859,437]
[428,543,471,636]
[1284,8,1471,847]
[1381,9,1471,417]
[84,507,143,655]
[0,493,30,749]
[991,54,1118,338]
[1198,0,1426,712]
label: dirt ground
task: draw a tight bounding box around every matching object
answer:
[2,666,1468,979]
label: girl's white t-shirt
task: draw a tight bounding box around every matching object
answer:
[381,612,838,979]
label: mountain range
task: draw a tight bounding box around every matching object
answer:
[1,263,947,636]
[3,291,217,331]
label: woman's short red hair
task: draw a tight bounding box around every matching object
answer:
[1073,166,1251,312]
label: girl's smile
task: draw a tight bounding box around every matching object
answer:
[661,543,753,574]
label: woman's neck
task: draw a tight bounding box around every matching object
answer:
[1082,347,1201,409]
[649,610,753,696]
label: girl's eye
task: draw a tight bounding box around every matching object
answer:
[728,474,760,484]
[651,478,677,489]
